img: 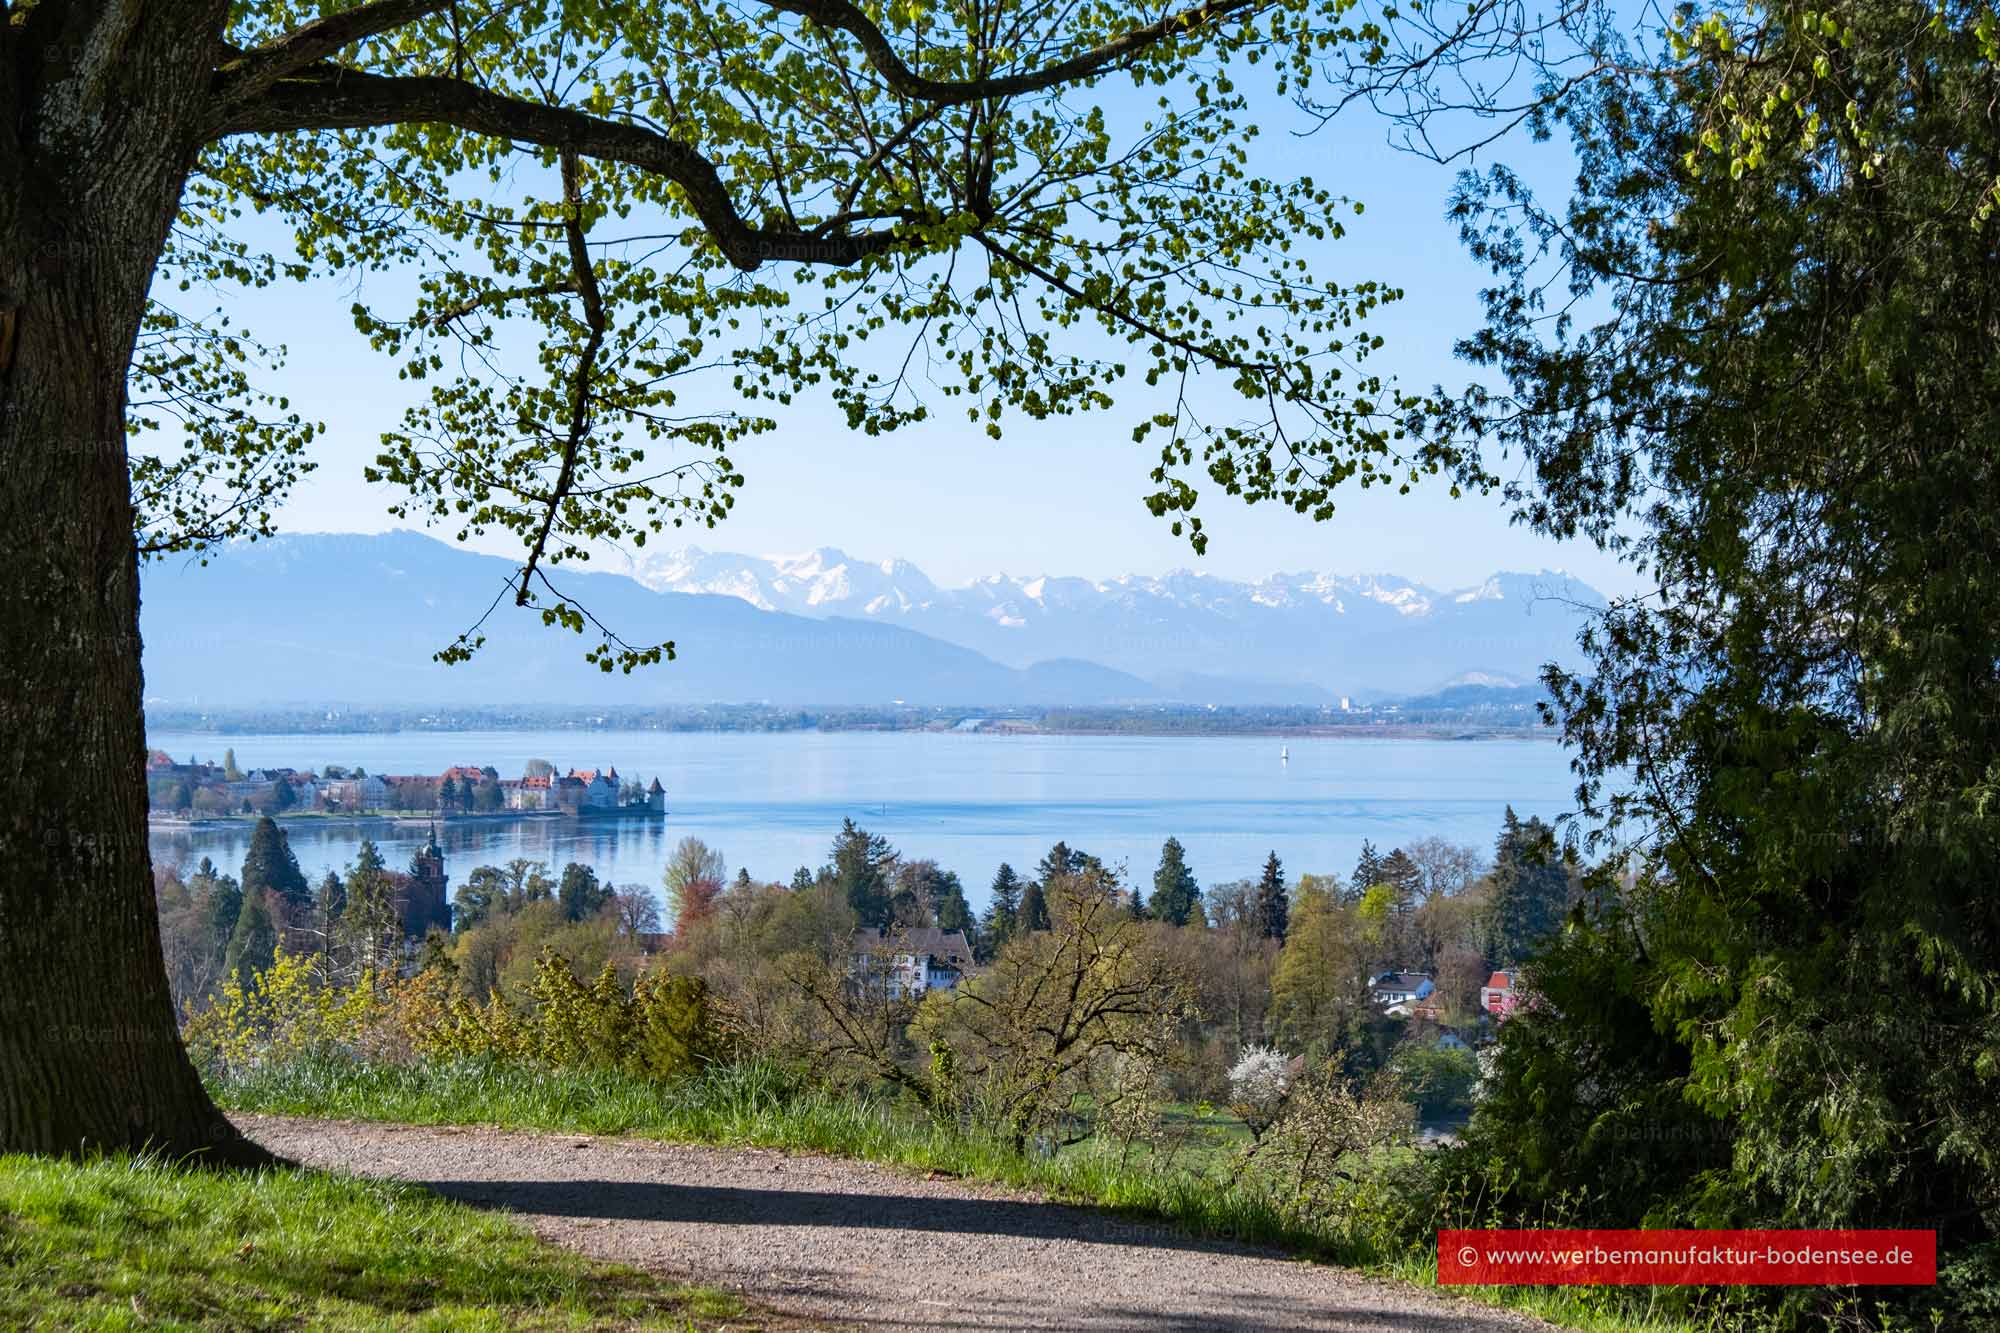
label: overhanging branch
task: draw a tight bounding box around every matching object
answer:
[765,0,1265,106]
[215,68,919,271]
[216,0,458,104]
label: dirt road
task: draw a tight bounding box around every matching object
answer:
[240,1115,1552,1332]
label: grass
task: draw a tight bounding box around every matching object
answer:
[0,1150,755,1331]
[217,1055,1701,1332]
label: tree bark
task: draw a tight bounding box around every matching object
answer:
[0,0,268,1162]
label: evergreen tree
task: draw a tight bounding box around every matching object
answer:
[240,816,310,910]
[558,862,611,921]
[191,857,242,970]
[337,841,402,979]
[1034,840,1084,885]
[314,870,345,952]
[1486,808,1571,966]
[1255,851,1289,942]
[222,889,277,992]
[979,863,1023,959]
[1148,836,1201,925]
[1017,879,1052,934]
[1348,840,1385,905]
[222,747,242,782]
[930,869,976,939]
[1379,847,1424,911]
[734,867,754,890]
[437,774,460,813]
[829,818,897,928]
[789,866,815,892]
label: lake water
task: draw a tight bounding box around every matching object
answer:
[145,730,1581,905]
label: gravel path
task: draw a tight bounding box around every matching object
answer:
[239,1115,1551,1332]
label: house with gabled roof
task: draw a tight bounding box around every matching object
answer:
[851,926,974,999]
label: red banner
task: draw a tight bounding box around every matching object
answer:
[1437,1229,1936,1286]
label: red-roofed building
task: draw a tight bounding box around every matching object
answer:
[1480,970,1521,1019]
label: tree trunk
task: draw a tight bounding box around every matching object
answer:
[0,0,267,1162]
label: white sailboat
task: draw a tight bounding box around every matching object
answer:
[1280,745,1289,764]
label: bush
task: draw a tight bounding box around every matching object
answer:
[185,948,730,1085]
[1226,1043,1293,1138]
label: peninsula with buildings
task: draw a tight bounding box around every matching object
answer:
[144,751,666,826]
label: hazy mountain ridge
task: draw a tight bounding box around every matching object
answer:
[618,545,1603,695]
[138,533,1154,708]
[136,532,1595,706]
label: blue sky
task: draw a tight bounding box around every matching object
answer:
[196,53,1639,598]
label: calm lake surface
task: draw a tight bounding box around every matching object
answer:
[145,730,1581,905]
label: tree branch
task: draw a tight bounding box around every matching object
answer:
[216,68,917,271]
[216,0,458,104]
[764,0,1263,106]
[516,149,605,607]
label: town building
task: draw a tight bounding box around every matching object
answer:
[1370,970,1436,1013]
[322,774,391,810]
[1480,970,1521,1019]
[393,826,451,938]
[850,926,974,999]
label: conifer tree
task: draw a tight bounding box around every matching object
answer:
[1486,809,1571,966]
[1255,851,1289,942]
[1148,837,1201,926]
[1348,840,1385,905]
[240,816,310,910]
[829,819,897,929]
[1017,879,1053,934]
[337,842,403,981]
[222,889,277,993]
[928,868,977,939]
[980,864,1023,960]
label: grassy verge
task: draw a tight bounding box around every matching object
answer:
[0,1150,753,1330]
[217,1055,1697,1332]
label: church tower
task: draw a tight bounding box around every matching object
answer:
[404,824,450,936]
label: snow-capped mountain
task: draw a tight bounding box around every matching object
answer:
[617,546,1603,697]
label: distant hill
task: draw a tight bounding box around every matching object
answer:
[137,532,1603,707]
[619,544,1605,698]
[138,533,1158,707]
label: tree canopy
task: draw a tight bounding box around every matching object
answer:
[1444,0,2000,1309]
[121,0,1487,668]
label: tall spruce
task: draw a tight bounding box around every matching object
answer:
[1347,840,1385,905]
[980,864,1024,959]
[1149,837,1201,926]
[1485,809,1571,966]
[1255,851,1289,942]
[829,819,897,929]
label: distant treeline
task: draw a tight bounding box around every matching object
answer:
[147,691,1553,738]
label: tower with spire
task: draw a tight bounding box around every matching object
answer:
[402,822,451,936]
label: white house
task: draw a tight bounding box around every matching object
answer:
[1370,970,1436,1011]
[850,927,974,999]
[322,774,390,810]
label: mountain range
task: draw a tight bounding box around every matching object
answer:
[614,544,1603,698]
[136,532,1602,707]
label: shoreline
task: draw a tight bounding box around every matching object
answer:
[147,808,667,832]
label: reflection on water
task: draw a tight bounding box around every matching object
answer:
[146,729,1581,904]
